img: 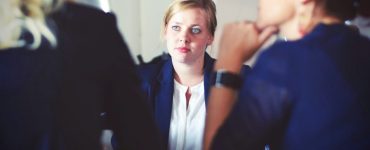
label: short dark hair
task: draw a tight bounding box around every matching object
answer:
[323,0,370,20]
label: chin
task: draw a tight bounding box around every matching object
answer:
[256,17,272,29]
[172,55,188,63]
[256,21,267,29]
[257,18,282,30]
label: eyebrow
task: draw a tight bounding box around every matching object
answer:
[172,22,202,27]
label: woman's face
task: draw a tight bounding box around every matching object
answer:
[165,8,213,65]
[257,0,296,28]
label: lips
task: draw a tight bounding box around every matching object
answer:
[176,47,190,53]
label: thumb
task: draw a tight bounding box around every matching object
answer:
[258,26,278,45]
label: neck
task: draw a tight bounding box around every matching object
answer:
[172,58,204,87]
[320,16,342,25]
[279,13,301,41]
[305,16,342,34]
[303,6,343,35]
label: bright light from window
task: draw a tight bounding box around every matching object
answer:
[99,0,111,12]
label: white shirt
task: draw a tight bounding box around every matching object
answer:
[168,80,206,150]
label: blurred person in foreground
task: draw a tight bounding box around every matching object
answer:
[204,0,370,149]
[0,0,162,149]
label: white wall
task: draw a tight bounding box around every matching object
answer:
[109,0,172,63]
[109,0,141,63]
[73,0,100,7]
[139,0,172,62]
[210,0,259,65]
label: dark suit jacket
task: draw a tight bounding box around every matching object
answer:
[138,53,251,147]
[52,3,162,150]
[0,33,59,150]
[212,23,370,150]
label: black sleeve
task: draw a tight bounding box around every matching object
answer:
[51,3,164,149]
[101,13,164,150]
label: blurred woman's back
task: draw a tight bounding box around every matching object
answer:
[0,0,61,149]
[0,0,163,150]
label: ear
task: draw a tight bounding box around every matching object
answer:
[299,0,313,4]
[163,27,168,40]
[207,36,214,45]
[297,0,316,17]
[297,0,316,36]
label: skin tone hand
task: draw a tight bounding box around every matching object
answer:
[203,21,277,150]
[216,21,278,73]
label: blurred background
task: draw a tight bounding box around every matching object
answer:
[73,0,260,65]
[76,0,369,65]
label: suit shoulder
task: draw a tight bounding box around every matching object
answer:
[137,61,165,83]
[66,2,108,16]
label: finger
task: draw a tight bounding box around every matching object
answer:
[258,26,278,44]
[242,20,254,24]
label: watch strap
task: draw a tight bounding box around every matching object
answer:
[210,69,242,90]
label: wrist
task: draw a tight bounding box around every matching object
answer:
[215,55,245,74]
[211,69,243,90]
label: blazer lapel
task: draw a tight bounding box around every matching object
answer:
[153,53,216,145]
[203,53,215,106]
[154,59,174,145]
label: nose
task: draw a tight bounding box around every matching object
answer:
[178,30,191,43]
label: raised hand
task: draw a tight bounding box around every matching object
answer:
[216,21,277,73]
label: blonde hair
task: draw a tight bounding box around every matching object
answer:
[0,0,62,50]
[161,0,217,38]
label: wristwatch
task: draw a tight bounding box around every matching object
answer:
[210,69,242,90]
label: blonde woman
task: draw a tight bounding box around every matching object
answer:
[138,0,250,150]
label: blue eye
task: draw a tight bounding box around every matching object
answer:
[192,28,201,34]
[172,26,180,31]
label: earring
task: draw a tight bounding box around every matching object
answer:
[297,1,313,36]
[298,13,309,36]
[299,0,320,36]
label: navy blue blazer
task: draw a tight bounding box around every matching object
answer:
[0,34,59,150]
[138,53,251,147]
[212,24,370,150]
